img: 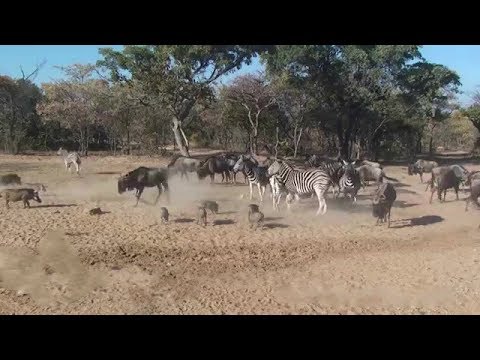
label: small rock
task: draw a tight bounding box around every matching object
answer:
[17,289,27,297]
[111,265,122,271]
[166,262,172,267]
[90,260,96,265]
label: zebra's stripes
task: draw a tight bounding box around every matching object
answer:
[318,159,344,198]
[233,155,269,202]
[269,174,288,211]
[339,160,361,202]
[267,159,331,215]
[57,147,81,174]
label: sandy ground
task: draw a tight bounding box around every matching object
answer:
[1,152,480,315]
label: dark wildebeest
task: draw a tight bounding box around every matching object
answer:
[196,156,231,184]
[0,173,21,186]
[167,155,202,181]
[425,165,469,192]
[465,179,480,211]
[408,160,439,183]
[372,182,396,227]
[0,188,42,209]
[357,159,382,169]
[117,167,169,206]
[429,167,462,204]
[465,171,480,189]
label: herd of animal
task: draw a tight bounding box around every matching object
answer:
[1,148,480,230]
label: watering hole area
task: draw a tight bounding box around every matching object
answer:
[1,152,480,314]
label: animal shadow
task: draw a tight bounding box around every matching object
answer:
[31,204,77,208]
[395,200,420,208]
[263,223,289,229]
[95,171,122,175]
[65,232,89,236]
[264,216,283,221]
[213,219,235,226]
[174,218,195,223]
[390,215,444,229]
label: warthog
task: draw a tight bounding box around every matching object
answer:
[0,188,42,209]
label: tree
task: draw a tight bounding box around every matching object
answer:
[37,64,109,155]
[97,46,266,156]
[0,75,43,154]
[462,89,480,153]
[223,73,275,154]
[271,79,316,157]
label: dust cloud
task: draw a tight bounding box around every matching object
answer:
[0,229,104,307]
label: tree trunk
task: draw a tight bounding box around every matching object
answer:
[172,117,190,157]
[428,135,434,158]
[293,126,303,159]
[251,126,258,155]
[472,136,480,155]
[274,126,280,158]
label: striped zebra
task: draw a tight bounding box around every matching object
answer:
[233,155,270,202]
[269,174,288,211]
[318,158,344,198]
[57,147,81,175]
[267,159,331,215]
[338,160,361,202]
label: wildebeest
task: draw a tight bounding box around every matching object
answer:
[356,164,395,188]
[357,159,382,169]
[465,171,480,189]
[117,166,169,206]
[196,156,231,184]
[0,173,21,186]
[372,182,397,227]
[408,160,439,183]
[429,167,461,204]
[221,153,246,184]
[465,180,480,211]
[167,155,202,181]
[425,165,469,192]
[57,147,81,175]
[0,188,42,209]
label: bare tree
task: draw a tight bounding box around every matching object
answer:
[224,74,274,154]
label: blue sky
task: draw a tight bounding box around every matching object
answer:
[1,45,479,104]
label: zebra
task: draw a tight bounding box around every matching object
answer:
[338,160,361,203]
[57,147,81,175]
[233,154,270,202]
[267,159,331,216]
[318,158,345,198]
[269,174,288,211]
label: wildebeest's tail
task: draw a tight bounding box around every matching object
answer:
[383,175,398,182]
[167,154,183,168]
[425,173,436,192]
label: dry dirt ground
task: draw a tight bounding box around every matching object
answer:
[1,152,480,315]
